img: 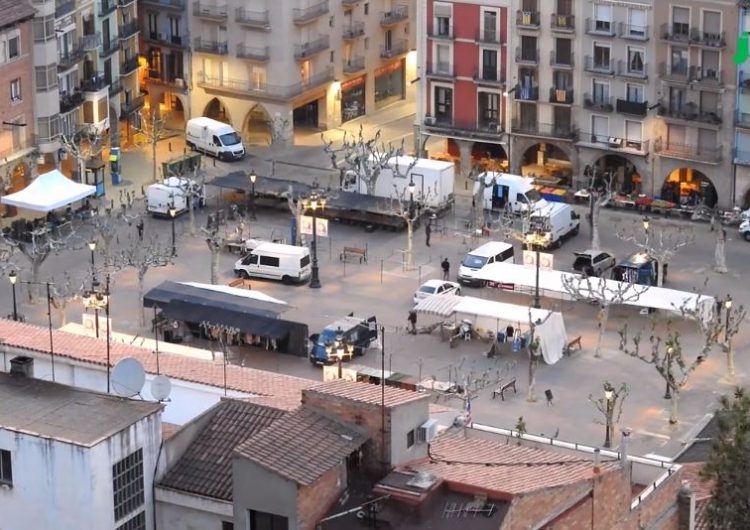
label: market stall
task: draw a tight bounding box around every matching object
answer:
[1,169,96,212]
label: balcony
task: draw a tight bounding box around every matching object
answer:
[108,79,122,95]
[473,68,505,86]
[235,9,270,30]
[293,1,329,24]
[121,94,145,115]
[689,66,723,86]
[475,28,504,46]
[550,50,573,68]
[549,87,573,104]
[692,30,725,48]
[515,47,539,65]
[237,43,270,62]
[550,13,574,32]
[294,35,329,59]
[193,2,228,20]
[342,21,365,39]
[146,71,187,91]
[81,33,102,50]
[655,139,722,164]
[100,39,119,57]
[516,85,539,101]
[585,18,615,37]
[425,62,453,79]
[139,0,185,9]
[516,10,540,29]
[618,23,648,41]
[657,103,722,127]
[616,60,647,79]
[583,94,613,112]
[579,132,650,155]
[584,56,614,75]
[57,47,84,70]
[659,23,690,43]
[55,0,76,18]
[99,0,117,16]
[658,62,689,83]
[380,5,408,26]
[117,0,136,7]
[194,38,228,55]
[196,66,333,101]
[511,119,578,141]
[428,24,453,40]
[422,115,504,140]
[380,39,408,59]
[343,56,365,73]
[59,91,84,114]
[736,112,750,129]
[82,73,107,92]
[734,148,750,166]
[118,21,139,40]
[740,77,750,94]
[616,99,647,117]
[120,55,139,75]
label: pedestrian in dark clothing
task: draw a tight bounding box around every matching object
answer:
[136,219,144,240]
[441,258,450,280]
[425,220,431,247]
[407,310,417,334]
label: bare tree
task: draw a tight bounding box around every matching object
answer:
[267,113,291,177]
[89,196,144,266]
[59,129,104,181]
[712,297,746,383]
[167,163,205,237]
[524,311,555,402]
[387,157,425,269]
[322,126,402,195]
[134,109,170,183]
[561,274,648,358]
[616,220,694,286]
[286,185,305,246]
[49,272,86,326]
[711,213,728,274]
[583,165,614,250]
[116,234,173,327]
[588,381,629,447]
[203,214,226,285]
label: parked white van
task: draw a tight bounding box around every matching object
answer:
[457,241,515,286]
[146,177,205,217]
[476,172,547,213]
[233,242,311,284]
[185,117,245,161]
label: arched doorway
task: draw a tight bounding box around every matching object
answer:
[587,155,641,195]
[243,104,272,146]
[661,168,717,208]
[520,143,573,186]
[163,93,186,129]
[203,98,231,124]
[471,142,508,172]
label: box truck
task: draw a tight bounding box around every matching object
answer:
[185,117,245,161]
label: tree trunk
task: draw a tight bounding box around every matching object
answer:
[152,142,158,183]
[58,304,68,327]
[28,260,41,302]
[594,305,610,358]
[138,272,146,328]
[527,355,538,402]
[590,200,601,250]
[714,229,728,273]
[726,344,736,382]
[210,248,220,285]
[669,391,679,425]
[657,263,666,287]
[406,220,413,269]
[188,194,196,237]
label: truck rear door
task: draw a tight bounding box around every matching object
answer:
[366,316,378,344]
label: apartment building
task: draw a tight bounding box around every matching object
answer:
[0,0,36,217]
[178,0,416,147]
[735,1,750,207]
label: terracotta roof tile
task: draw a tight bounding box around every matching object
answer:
[160,400,286,500]
[304,379,430,408]
[406,436,619,497]
[0,319,315,407]
[235,406,366,486]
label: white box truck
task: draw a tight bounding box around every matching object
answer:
[147,177,204,217]
[185,117,245,161]
[524,202,580,249]
[343,156,454,208]
[475,172,547,213]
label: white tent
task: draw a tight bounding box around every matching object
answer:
[1,169,96,212]
[414,294,567,364]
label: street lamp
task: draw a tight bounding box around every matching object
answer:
[725,296,733,343]
[82,275,111,392]
[88,240,97,285]
[8,270,17,321]
[168,203,177,257]
[664,346,674,399]
[642,217,650,248]
[603,383,614,448]
[249,169,257,220]
[301,191,326,289]
[408,175,416,219]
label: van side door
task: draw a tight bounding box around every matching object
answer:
[244,253,259,276]
[258,254,281,279]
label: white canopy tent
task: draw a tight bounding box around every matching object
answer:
[414,294,567,364]
[0,169,96,212]
[473,262,715,322]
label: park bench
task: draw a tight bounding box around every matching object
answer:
[563,336,582,356]
[492,377,517,401]
[340,246,367,263]
[228,278,252,290]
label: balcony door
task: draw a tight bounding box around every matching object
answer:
[482,10,497,41]
[482,49,497,80]
[434,86,453,124]
[478,91,499,127]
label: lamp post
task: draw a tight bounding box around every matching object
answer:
[169,203,177,257]
[8,271,17,321]
[642,217,650,249]
[302,191,326,289]
[604,383,614,448]
[88,240,97,285]
[408,175,416,218]
[83,276,111,392]
[725,295,733,343]
[664,346,674,399]
[249,169,257,220]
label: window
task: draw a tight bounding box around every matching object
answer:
[702,11,720,42]
[481,49,497,79]
[671,6,689,38]
[115,512,145,530]
[147,12,157,36]
[300,255,310,267]
[259,255,280,267]
[482,10,497,41]
[436,16,450,36]
[221,523,234,530]
[591,115,608,144]
[626,83,643,103]
[407,429,415,448]
[248,510,289,530]
[592,80,609,103]
[433,86,452,123]
[112,449,144,522]
[363,2,368,14]
[627,8,646,37]
[10,79,21,102]
[435,43,450,73]
[593,44,610,69]
[384,29,392,50]
[670,46,688,74]
[627,47,644,74]
[329,15,334,27]
[330,50,334,63]
[7,36,19,60]
[478,91,499,125]
[35,65,58,92]
[593,4,612,33]
[33,15,55,43]
[169,16,179,37]
[625,120,643,148]
[0,449,12,486]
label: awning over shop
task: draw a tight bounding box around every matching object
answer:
[1,169,96,212]
[414,294,463,317]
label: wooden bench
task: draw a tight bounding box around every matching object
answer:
[228,278,252,290]
[564,336,582,355]
[340,246,367,263]
[492,377,517,401]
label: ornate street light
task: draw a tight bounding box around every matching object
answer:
[8,270,17,321]
[249,169,257,220]
[301,191,326,289]
[168,203,177,257]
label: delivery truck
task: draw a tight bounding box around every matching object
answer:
[146,177,205,217]
[476,173,547,214]
[523,202,580,249]
[185,117,245,161]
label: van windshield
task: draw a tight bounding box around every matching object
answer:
[462,254,488,268]
[219,132,242,146]
[525,189,541,202]
[318,328,338,346]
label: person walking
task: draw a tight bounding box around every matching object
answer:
[136,219,144,241]
[425,220,432,247]
[441,257,450,280]
[407,310,417,334]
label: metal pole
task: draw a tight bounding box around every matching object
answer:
[381,325,386,475]
[46,282,55,382]
[338,356,342,379]
[725,299,731,343]
[664,349,672,399]
[94,307,100,338]
[251,181,257,220]
[604,397,612,448]
[310,207,321,288]
[171,215,177,257]
[106,274,111,393]
[90,249,96,284]
[11,282,17,321]
[154,305,160,375]
[533,247,541,309]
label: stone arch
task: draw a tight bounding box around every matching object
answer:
[741,185,750,209]
[513,140,576,187]
[661,168,718,208]
[242,103,272,146]
[586,154,646,195]
[471,142,508,161]
[203,97,232,125]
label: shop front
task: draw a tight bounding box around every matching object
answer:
[375,59,405,109]
[341,75,366,123]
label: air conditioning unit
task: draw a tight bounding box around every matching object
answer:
[608,137,623,148]
[424,116,435,125]
[417,419,438,443]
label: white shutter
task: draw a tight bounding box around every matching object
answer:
[628,9,646,28]
[592,116,608,142]
[703,11,720,35]
[594,4,612,22]
[625,120,642,142]
[434,4,451,18]
[672,7,689,25]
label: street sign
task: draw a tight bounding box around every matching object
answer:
[300,215,329,237]
[523,250,554,270]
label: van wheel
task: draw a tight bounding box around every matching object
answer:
[186,141,195,150]
[572,226,580,236]
[240,270,250,279]
[282,275,293,285]
[744,232,750,242]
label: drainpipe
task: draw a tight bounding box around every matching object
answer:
[152,439,165,530]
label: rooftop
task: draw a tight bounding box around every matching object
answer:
[235,405,366,486]
[304,379,430,408]
[0,319,315,410]
[0,371,162,447]
[404,435,620,498]
[0,0,34,29]
[160,399,286,501]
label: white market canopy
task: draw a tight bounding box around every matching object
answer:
[414,294,566,364]
[1,169,96,212]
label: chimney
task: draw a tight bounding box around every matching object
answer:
[678,482,696,530]
[620,429,631,467]
[593,448,601,474]
[10,356,34,377]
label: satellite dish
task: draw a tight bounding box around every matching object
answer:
[150,375,172,402]
[111,357,146,397]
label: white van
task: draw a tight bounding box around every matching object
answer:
[524,203,580,249]
[476,173,547,213]
[233,242,311,284]
[185,117,245,161]
[146,177,205,217]
[457,241,515,286]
